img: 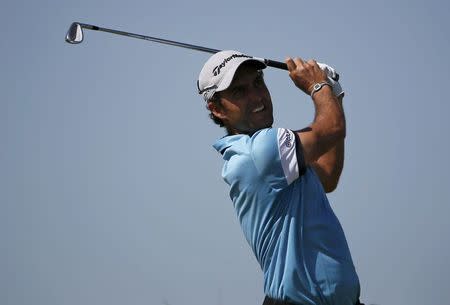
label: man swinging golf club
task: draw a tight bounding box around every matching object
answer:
[197,51,363,305]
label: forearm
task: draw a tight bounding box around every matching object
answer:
[285,57,345,165]
[312,96,345,192]
[301,85,346,164]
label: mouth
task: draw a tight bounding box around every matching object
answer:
[252,104,265,113]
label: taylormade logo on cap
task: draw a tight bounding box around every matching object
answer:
[197,50,266,101]
[213,54,252,76]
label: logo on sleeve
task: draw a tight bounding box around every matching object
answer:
[284,131,293,148]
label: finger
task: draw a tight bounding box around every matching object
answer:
[306,59,317,66]
[285,57,297,72]
[293,57,305,67]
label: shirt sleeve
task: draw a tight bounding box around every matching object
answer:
[250,128,305,191]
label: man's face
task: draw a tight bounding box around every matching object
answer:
[210,63,273,135]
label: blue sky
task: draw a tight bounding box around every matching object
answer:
[2,1,450,304]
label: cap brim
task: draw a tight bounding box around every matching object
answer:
[216,58,267,92]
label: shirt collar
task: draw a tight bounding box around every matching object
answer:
[212,134,245,155]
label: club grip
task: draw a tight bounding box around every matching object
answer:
[265,59,288,71]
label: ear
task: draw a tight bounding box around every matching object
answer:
[207,101,227,120]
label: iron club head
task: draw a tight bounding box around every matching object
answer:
[65,22,83,44]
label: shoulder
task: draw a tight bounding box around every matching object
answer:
[250,127,295,159]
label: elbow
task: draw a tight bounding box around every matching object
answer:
[323,178,339,193]
[311,164,341,193]
[322,167,342,193]
[324,182,338,193]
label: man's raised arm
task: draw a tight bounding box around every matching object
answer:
[285,57,346,190]
[311,95,345,192]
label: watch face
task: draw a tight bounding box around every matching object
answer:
[314,83,321,90]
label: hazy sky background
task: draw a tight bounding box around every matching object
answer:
[2,0,450,304]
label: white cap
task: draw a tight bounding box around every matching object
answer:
[197,50,267,101]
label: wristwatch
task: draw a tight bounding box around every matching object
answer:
[311,81,332,98]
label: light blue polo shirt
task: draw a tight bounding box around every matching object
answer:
[213,127,360,305]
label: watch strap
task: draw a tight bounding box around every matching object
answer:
[310,81,332,98]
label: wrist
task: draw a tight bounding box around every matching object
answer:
[310,82,332,99]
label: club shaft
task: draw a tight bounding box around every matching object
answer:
[76,23,288,71]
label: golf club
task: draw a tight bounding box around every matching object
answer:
[65,22,288,70]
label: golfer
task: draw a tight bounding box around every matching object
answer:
[197,50,362,305]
